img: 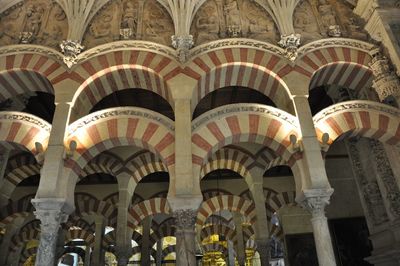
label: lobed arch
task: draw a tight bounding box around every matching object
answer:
[191,104,301,180]
[196,195,256,227]
[314,101,400,146]
[0,112,52,155]
[128,198,171,227]
[64,107,175,195]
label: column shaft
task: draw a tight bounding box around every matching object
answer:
[141,216,152,266]
[233,214,246,266]
[156,239,163,266]
[92,217,105,266]
[227,240,236,266]
[173,209,197,266]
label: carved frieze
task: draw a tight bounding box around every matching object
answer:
[190,0,278,46]
[82,0,174,49]
[294,1,321,44]
[0,0,67,49]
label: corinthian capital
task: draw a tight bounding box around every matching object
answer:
[299,189,334,218]
[173,209,197,230]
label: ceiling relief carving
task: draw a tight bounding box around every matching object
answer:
[190,0,278,46]
[82,0,174,49]
[0,0,67,48]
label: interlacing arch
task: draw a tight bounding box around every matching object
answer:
[314,101,400,145]
[0,112,51,154]
[192,104,301,179]
[65,107,175,180]
[70,50,180,119]
[196,195,256,226]
[128,198,171,227]
[185,47,292,112]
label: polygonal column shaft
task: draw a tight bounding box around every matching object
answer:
[173,209,197,266]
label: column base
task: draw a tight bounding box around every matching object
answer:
[367,223,400,266]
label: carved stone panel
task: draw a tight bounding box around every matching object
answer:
[82,0,174,49]
[293,1,321,44]
[0,0,68,48]
[190,0,278,46]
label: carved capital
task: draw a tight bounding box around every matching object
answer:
[278,34,301,61]
[171,35,194,63]
[173,209,197,230]
[60,40,84,68]
[299,189,333,218]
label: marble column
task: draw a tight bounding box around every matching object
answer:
[32,199,70,266]
[116,173,135,266]
[141,215,152,266]
[227,240,236,266]
[156,239,163,266]
[173,209,197,266]
[300,189,336,266]
[84,246,91,266]
[255,239,270,266]
[0,216,23,265]
[92,216,105,266]
[233,214,246,266]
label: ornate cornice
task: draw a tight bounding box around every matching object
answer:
[192,103,297,131]
[0,111,52,132]
[313,100,400,124]
[68,107,175,136]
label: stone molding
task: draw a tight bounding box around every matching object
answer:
[192,103,297,131]
[313,100,400,124]
[68,107,175,135]
[0,111,52,132]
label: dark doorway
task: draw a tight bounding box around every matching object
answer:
[286,233,318,266]
[329,217,372,266]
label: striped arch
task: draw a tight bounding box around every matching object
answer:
[0,153,40,202]
[128,198,171,227]
[200,147,255,180]
[295,45,373,79]
[0,53,66,94]
[203,243,229,257]
[270,224,284,241]
[74,194,117,226]
[0,112,51,154]
[20,246,37,265]
[150,190,168,199]
[10,227,40,252]
[125,151,168,183]
[309,62,373,92]
[71,64,173,118]
[66,215,94,233]
[150,219,175,246]
[192,104,300,177]
[103,192,119,206]
[266,191,297,220]
[197,195,256,226]
[132,194,145,206]
[200,224,236,242]
[185,47,291,110]
[162,245,176,258]
[202,189,233,200]
[314,101,400,145]
[0,194,35,228]
[65,107,175,180]
[65,228,95,246]
[102,231,116,249]
[205,215,234,227]
[79,153,123,182]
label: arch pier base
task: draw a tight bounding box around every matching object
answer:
[299,189,336,266]
[173,209,197,266]
[32,199,71,266]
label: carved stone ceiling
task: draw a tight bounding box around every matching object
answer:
[0,0,368,56]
